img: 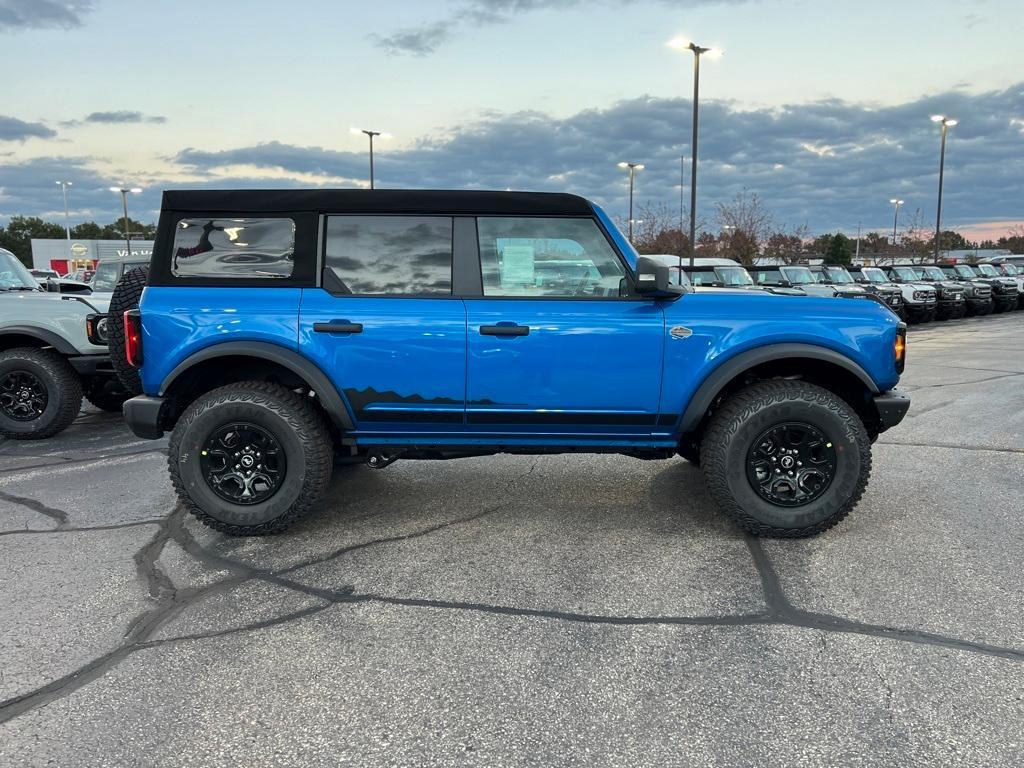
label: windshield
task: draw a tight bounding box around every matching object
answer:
[955,265,977,279]
[780,266,815,285]
[667,267,691,286]
[0,250,41,290]
[715,266,753,286]
[922,267,946,280]
[92,262,121,292]
[860,267,887,283]
[892,266,919,281]
[1002,264,1019,276]
[976,264,999,277]
[824,267,854,284]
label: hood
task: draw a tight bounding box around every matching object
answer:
[2,291,105,314]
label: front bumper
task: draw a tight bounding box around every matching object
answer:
[123,395,166,439]
[67,354,116,378]
[873,389,911,431]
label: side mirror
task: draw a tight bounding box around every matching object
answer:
[635,257,683,298]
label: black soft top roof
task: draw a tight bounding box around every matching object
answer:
[160,189,594,216]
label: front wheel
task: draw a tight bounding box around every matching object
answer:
[0,348,82,439]
[169,382,333,535]
[700,380,871,538]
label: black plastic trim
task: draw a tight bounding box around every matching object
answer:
[679,343,880,433]
[0,326,79,355]
[123,395,166,439]
[873,388,911,430]
[159,341,354,430]
[67,355,115,377]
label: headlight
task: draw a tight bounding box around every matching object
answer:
[912,290,930,301]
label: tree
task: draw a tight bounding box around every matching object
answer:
[719,229,759,265]
[823,233,853,265]
[71,221,104,239]
[762,232,803,263]
[927,230,973,254]
[628,202,691,256]
[714,189,774,258]
[0,216,66,266]
[896,208,932,264]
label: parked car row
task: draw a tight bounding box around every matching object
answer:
[650,256,1023,324]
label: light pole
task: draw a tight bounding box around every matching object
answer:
[889,199,904,246]
[109,187,142,255]
[617,162,644,243]
[55,181,72,255]
[931,115,957,260]
[351,128,386,189]
[669,36,722,266]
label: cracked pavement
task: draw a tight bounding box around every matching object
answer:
[0,314,1022,766]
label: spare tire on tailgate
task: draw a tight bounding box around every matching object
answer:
[107,265,149,395]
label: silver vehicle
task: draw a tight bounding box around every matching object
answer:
[0,248,128,438]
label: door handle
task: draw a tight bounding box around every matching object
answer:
[314,320,363,334]
[480,324,530,337]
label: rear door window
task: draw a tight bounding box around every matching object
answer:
[323,216,453,295]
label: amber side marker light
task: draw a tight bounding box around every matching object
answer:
[894,325,907,374]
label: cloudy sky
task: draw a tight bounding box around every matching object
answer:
[1,0,1022,239]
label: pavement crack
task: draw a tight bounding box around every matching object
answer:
[0,519,164,538]
[743,537,1024,662]
[0,489,68,528]
[275,502,512,576]
[138,603,333,648]
[876,440,1024,455]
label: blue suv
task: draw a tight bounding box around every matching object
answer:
[121,190,909,538]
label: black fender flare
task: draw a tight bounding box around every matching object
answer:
[679,343,879,433]
[0,326,79,355]
[160,341,354,430]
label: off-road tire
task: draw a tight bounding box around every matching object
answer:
[169,382,333,535]
[700,380,871,538]
[0,348,82,440]
[83,377,133,412]
[107,265,149,395]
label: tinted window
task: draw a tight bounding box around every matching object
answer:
[477,217,626,298]
[753,268,783,284]
[687,269,718,285]
[172,218,295,279]
[324,216,452,295]
[92,261,121,292]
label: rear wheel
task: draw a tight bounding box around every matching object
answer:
[0,348,82,440]
[107,265,149,395]
[700,380,871,538]
[169,382,333,535]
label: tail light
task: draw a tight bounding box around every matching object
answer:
[894,324,907,374]
[124,309,143,367]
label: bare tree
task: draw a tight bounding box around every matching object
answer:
[899,207,932,264]
[714,189,775,255]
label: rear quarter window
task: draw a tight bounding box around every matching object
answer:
[171,218,296,279]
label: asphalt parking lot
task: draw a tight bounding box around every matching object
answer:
[0,313,1021,767]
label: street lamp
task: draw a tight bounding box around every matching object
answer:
[889,199,904,246]
[617,162,644,242]
[668,36,723,265]
[109,187,142,255]
[931,115,957,260]
[55,181,72,255]
[351,127,388,189]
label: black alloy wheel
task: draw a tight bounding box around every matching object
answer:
[745,421,837,507]
[199,422,287,505]
[0,370,47,421]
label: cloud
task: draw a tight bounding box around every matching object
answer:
[0,115,56,141]
[373,21,451,56]
[0,0,95,31]
[171,84,1024,234]
[61,110,168,127]
[374,0,749,54]
[4,83,1024,237]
